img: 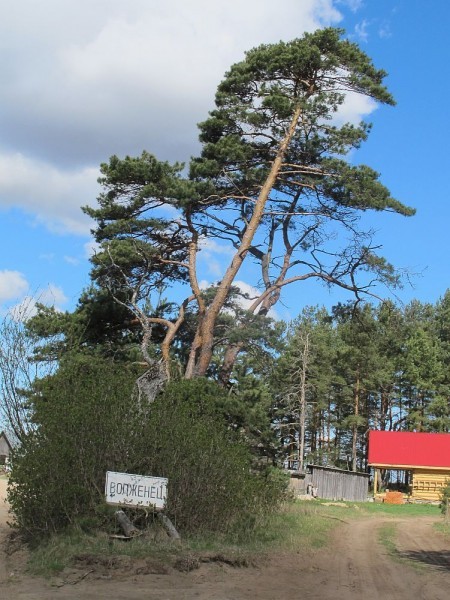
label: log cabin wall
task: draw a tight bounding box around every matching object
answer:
[411,469,450,502]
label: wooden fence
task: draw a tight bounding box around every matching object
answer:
[304,465,369,502]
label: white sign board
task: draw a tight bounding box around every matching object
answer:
[105,471,168,509]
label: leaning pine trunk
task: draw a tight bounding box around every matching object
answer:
[190,105,303,378]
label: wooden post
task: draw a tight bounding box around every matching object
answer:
[115,510,140,537]
[373,468,378,497]
[157,513,181,540]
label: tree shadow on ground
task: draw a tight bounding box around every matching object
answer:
[398,550,450,572]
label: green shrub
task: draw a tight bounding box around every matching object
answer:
[8,355,142,536]
[440,481,450,516]
[8,366,286,540]
[132,379,286,534]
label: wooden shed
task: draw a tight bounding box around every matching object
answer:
[368,430,450,502]
[305,465,369,502]
[0,431,12,465]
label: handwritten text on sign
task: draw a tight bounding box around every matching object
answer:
[105,471,168,509]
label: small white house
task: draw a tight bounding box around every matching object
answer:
[0,431,12,465]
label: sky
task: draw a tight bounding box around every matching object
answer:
[1,0,449,322]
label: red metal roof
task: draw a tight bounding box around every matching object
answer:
[368,430,450,469]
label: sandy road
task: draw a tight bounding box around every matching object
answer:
[0,477,449,599]
[304,515,449,600]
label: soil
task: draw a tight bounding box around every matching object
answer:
[0,478,449,599]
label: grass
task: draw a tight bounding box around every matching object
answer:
[434,520,450,538]
[354,501,440,517]
[189,502,345,554]
[23,499,444,578]
[378,522,399,557]
[378,521,427,572]
[27,528,179,577]
[26,501,344,577]
[312,498,441,520]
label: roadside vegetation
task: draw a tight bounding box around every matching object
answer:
[434,522,450,537]
[436,482,450,536]
[24,500,442,578]
[8,360,286,540]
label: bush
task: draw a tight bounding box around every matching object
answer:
[8,355,143,536]
[440,481,450,516]
[135,379,286,533]
[8,364,286,539]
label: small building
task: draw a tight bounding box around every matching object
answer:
[304,465,369,502]
[0,431,12,465]
[368,430,450,502]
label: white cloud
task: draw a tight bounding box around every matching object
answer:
[8,296,39,322]
[1,1,387,237]
[354,19,370,43]
[337,0,363,12]
[64,256,80,266]
[233,281,262,306]
[199,238,235,256]
[8,285,68,322]
[38,284,68,307]
[84,240,100,258]
[0,152,98,234]
[0,270,29,303]
[335,91,378,125]
[0,1,342,168]
[378,22,392,39]
[198,237,235,277]
[204,258,223,278]
[0,2,386,324]
[0,272,68,319]
[233,281,279,320]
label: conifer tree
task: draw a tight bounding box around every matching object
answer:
[79,29,414,380]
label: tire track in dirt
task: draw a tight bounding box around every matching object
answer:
[317,518,429,600]
[395,516,450,571]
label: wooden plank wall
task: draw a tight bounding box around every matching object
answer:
[412,469,450,502]
[305,466,369,502]
[288,476,306,497]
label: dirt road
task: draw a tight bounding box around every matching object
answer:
[0,477,449,599]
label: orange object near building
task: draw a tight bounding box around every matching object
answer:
[384,491,404,504]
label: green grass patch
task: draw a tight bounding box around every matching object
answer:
[314,499,440,519]
[434,521,450,538]
[190,501,344,554]
[378,522,425,571]
[378,522,398,557]
[356,501,440,518]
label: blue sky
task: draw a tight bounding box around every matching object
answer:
[0,0,449,321]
